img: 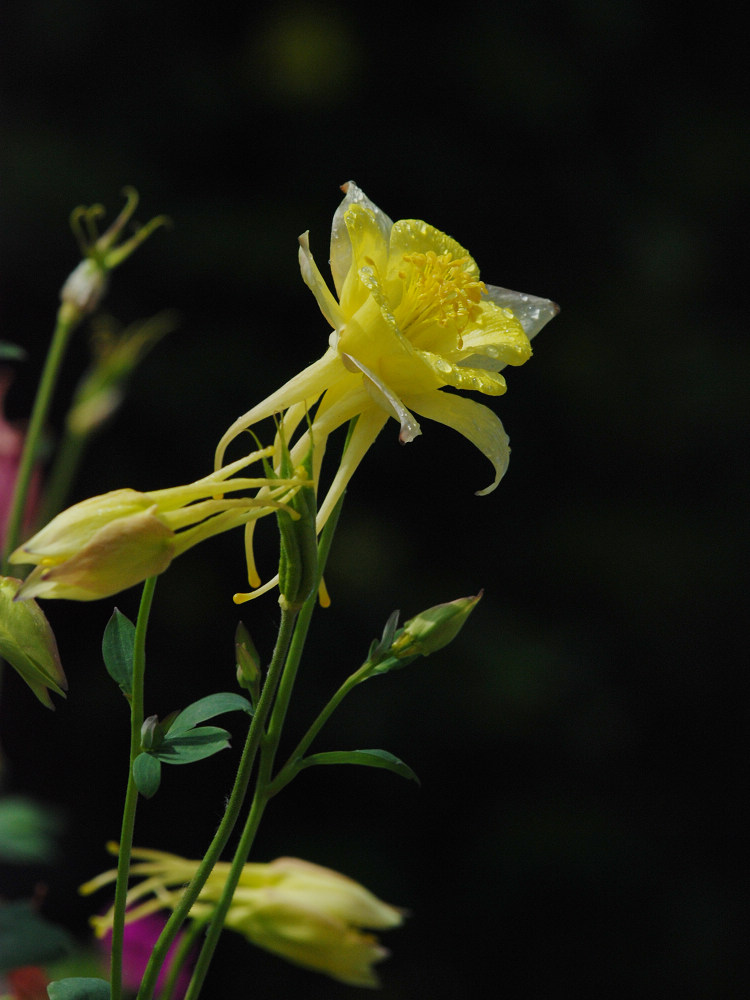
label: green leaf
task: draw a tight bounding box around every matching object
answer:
[0,795,61,863]
[133,752,161,798]
[101,608,135,696]
[298,748,420,785]
[0,900,71,972]
[0,340,27,362]
[367,609,401,662]
[165,692,253,737]
[154,726,231,764]
[47,978,111,1000]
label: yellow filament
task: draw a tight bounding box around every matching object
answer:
[398,251,486,343]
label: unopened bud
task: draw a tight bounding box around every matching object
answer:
[235,620,261,703]
[390,592,482,659]
[140,714,161,750]
[60,258,109,321]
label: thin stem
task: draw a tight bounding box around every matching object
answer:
[156,915,208,1000]
[180,493,346,999]
[266,661,371,798]
[135,604,299,1000]
[37,427,88,527]
[110,576,158,1000]
[181,784,269,1000]
[261,489,346,778]
[2,310,78,571]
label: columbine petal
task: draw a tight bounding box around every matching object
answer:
[298,233,346,332]
[484,284,559,340]
[404,390,510,495]
[415,350,508,395]
[330,181,393,297]
[315,406,389,529]
[215,351,341,470]
[342,353,421,443]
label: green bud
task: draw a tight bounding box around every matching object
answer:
[140,714,162,750]
[389,592,483,659]
[276,440,318,612]
[235,620,261,703]
[0,576,67,708]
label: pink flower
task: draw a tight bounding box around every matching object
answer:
[99,912,194,999]
[0,369,41,552]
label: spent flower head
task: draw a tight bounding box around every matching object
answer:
[82,844,404,988]
[59,187,169,325]
[217,182,557,599]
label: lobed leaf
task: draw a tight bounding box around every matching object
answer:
[165,692,252,737]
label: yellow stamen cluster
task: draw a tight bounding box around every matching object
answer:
[398,251,487,344]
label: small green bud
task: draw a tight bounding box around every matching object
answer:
[276,442,318,612]
[235,620,261,703]
[390,592,483,659]
[140,714,161,750]
[0,576,67,708]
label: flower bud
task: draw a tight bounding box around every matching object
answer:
[389,591,483,659]
[12,501,176,601]
[235,620,261,703]
[0,576,67,707]
[60,257,109,320]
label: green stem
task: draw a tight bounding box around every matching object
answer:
[266,661,371,798]
[136,604,299,1000]
[262,490,346,778]
[181,783,270,1000]
[110,576,157,1000]
[37,427,88,527]
[180,493,346,999]
[156,914,208,1000]
[2,310,78,571]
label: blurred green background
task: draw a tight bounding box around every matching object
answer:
[1,1,746,997]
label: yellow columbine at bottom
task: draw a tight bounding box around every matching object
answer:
[81,844,405,988]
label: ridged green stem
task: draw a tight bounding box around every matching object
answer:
[179,492,345,998]
[2,310,78,571]
[110,575,158,1000]
[135,604,298,1000]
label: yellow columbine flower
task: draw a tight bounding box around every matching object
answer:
[10,448,308,601]
[216,183,557,597]
[81,844,404,988]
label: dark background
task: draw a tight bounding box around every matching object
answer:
[1,2,746,997]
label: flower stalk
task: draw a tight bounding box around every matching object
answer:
[110,576,158,1000]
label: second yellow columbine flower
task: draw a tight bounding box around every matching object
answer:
[10,448,309,601]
